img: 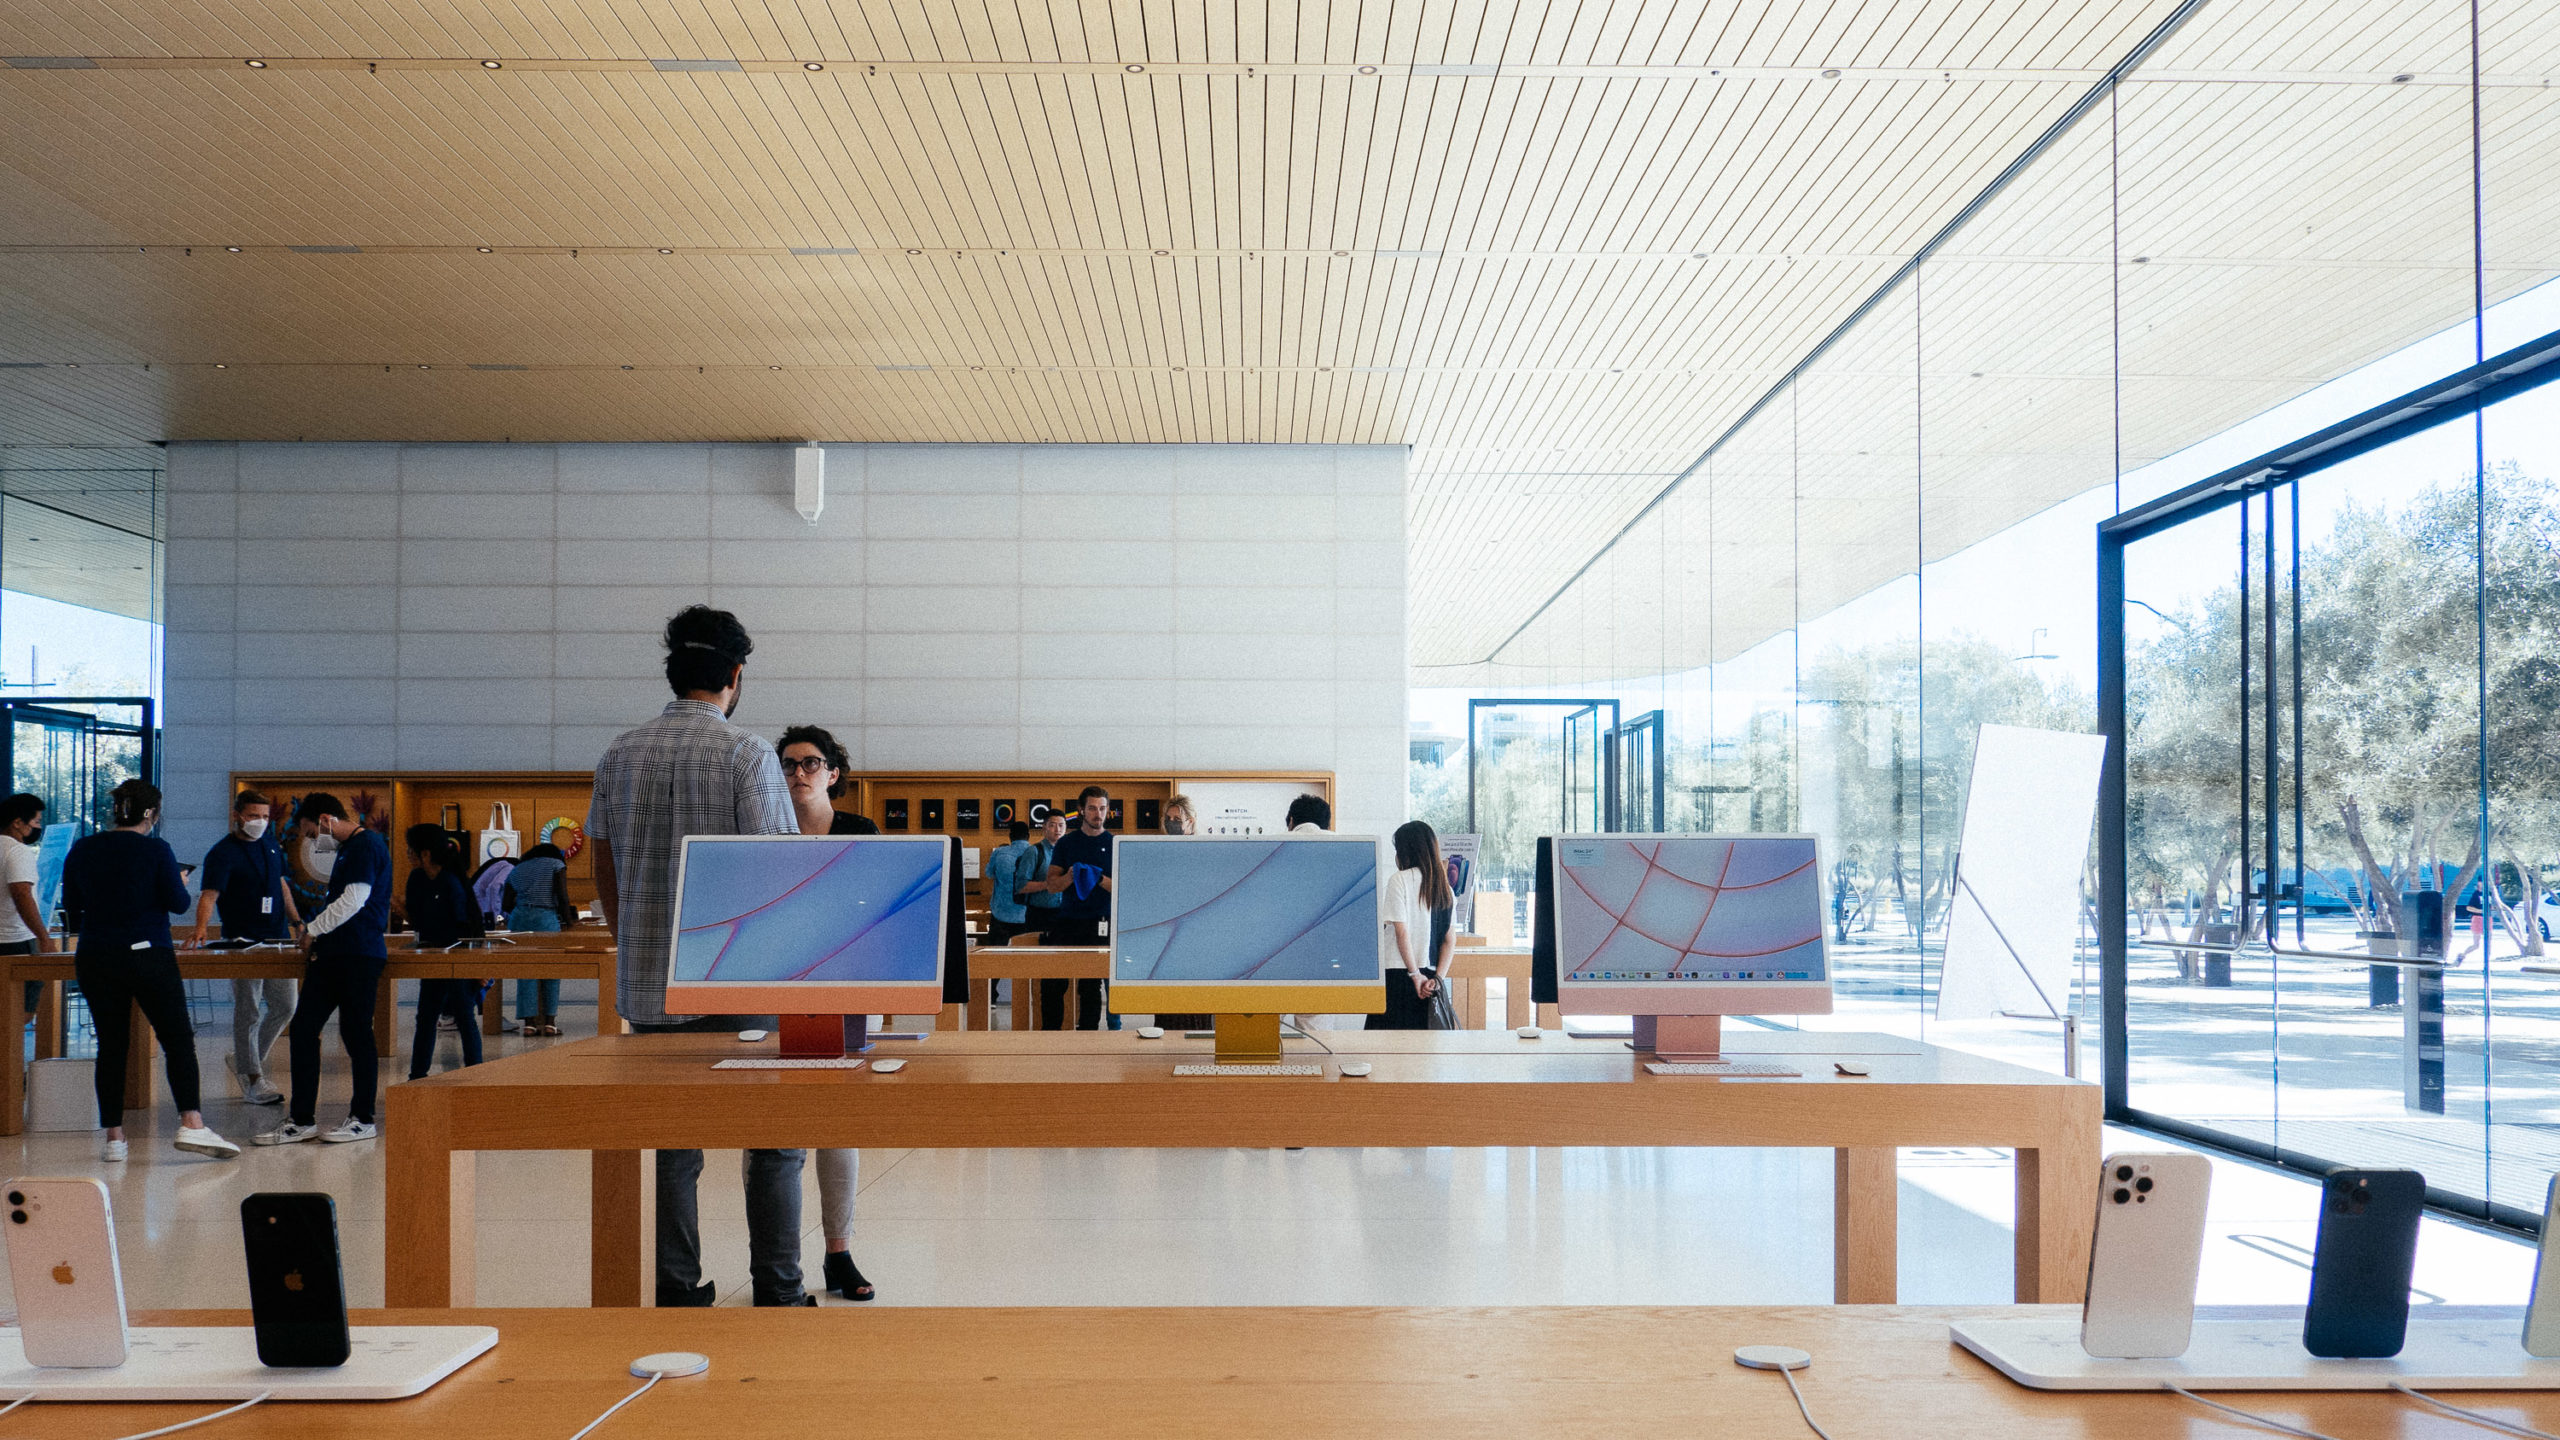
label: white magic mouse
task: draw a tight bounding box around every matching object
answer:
[1137,1026,1165,1039]
[737,1029,768,1042]
[1340,1062,1373,1077]
[1515,1025,1542,1039]
[869,1058,906,1074]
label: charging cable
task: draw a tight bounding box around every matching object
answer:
[1735,1346,1834,1440]
[2163,1382,2343,1439]
[568,1373,664,1440]
[2389,1382,2560,1439]
[0,1392,29,1419]
[108,1391,269,1440]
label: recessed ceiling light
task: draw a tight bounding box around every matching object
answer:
[620,364,634,370]
[225,245,242,252]
[905,248,922,255]
[1126,63,1144,73]
[2393,72,2414,83]
[804,61,824,71]
[1820,68,1841,79]
[657,247,673,254]
[2131,255,2150,263]
[477,246,493,253]
[244,59,267,68]
[213,363,227,368]
[418,364,431,369]
[481,59,503,69]
[1358,65,1377,75]
[768,364,782,370]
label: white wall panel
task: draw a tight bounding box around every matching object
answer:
[161,440,1409,858]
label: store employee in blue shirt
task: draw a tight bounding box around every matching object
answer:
[1030,785,1115,1027]
[188,789,302,1106]
[258,793,393,1148]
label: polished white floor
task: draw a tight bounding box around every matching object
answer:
[0,1004,2535,1314]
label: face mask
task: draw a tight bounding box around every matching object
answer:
[240,819,269,841]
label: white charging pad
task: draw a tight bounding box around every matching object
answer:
[1735,1345,1812,1372]
[631,1352,710,1379]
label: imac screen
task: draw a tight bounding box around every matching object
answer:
[1114,839,1381,983]
[1554,836,1824,982]
[672,837,945,984]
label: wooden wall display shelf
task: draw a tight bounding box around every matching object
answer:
[385,1029,2098,1311]
[232,770,1335,914]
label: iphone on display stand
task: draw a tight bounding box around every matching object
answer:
[2303,1167,2425,1359]
[2080,1151,2211,1358]
[2524,1173,2560,1356]
[242,1193,351,1367]
[4,1176,128,1367]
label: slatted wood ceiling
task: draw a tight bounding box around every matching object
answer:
[8,0,2507,678]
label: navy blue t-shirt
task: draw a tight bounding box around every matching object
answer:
[62,830,191,955]
[1048,826,1114,921]
[200,831,290,940]
[316,827,394,961]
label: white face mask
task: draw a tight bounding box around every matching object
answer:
[240,819,269,841]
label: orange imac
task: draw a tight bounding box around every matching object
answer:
[666,834,953,1057]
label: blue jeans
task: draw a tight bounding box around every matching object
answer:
[508,908,562,1018]
[633,1014,806,1305]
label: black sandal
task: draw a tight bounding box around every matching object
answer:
[823,1250,875,1302]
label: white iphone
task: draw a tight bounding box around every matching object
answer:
[4,1177,128,1367]
[2081,1151,2211,1359]
[2525,1174,2560,1356]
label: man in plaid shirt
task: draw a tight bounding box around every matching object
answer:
[587,605,812,1307]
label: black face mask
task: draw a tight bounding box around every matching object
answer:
[19,828,37,847]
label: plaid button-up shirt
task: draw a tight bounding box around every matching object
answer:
[587,698,793,1023]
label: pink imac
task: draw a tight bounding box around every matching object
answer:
[666,834,952,1057]
[1541,834,1832,1061]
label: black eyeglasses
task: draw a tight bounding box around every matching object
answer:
[781,755,833,775]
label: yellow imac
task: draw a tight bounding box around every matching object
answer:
[1109,834,1386,1064]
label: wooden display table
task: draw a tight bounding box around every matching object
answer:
[0,940,618,1134]
[384,1029,2099,1311]
[67,1305,2548,1439]
[963,945,1109,1030]
[1442,947,1534,1030]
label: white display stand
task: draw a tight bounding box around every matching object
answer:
[0,1326,496,1400]
[1952,1313,2560,1391]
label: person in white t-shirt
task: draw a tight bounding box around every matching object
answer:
[1370,820,1456,1031]
[0,794,52,1016]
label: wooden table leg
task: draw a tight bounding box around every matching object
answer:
[36,980,63,1059]
[124,999,153,1112]
[1535,1001,1560,1030]
[1833,1146,1898,1304]
[938,1002,964,1032]
[1506,977,1532,1030]
[591,1150,644,1307]
[1066,980,1080,1031]
[384,1088,476,1307]
[481,983,502,1037]
[968,978,990,1032]
[1011,980,1032,1032]
[2015,1143,2096,1303]
[0,971,23,1137]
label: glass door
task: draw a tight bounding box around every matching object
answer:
[1561,704,1611,832]
[1610,710,1665,833]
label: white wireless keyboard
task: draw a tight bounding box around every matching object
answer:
[713,1057,869,1070]
[1172,1063,1323,1077]
[1643,1061,1802,1077]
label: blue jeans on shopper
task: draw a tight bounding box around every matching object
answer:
[633,1014,807,1306]
[507,907,562,1019]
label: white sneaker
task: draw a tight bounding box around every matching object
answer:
[253,1122,322,1146]
[100,1138,128,1163]
[321,1118,377,1144]
[174,1126,241,1160]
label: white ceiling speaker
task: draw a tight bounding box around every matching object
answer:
[793,444,824,525]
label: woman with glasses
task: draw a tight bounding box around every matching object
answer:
[778,724,877,1301]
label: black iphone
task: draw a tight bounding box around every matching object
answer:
[241,1193,350,1367]
[2302,1167,2424,1358]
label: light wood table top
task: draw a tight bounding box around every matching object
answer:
[36,1305,2543,1439]
[385,1030,2098,1312]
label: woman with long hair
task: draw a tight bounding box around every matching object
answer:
[779,722,876,1302]
[1370,820,1456,1031]
[61,780,240,1161]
